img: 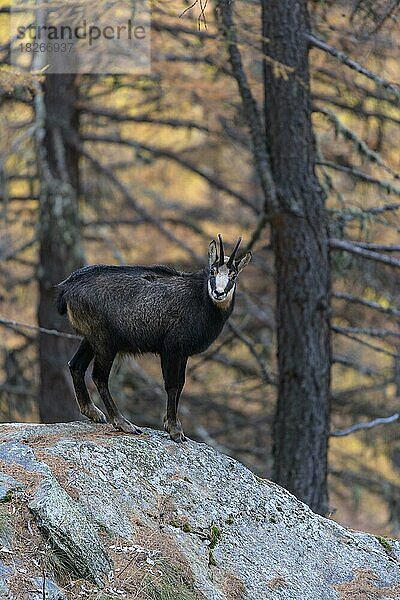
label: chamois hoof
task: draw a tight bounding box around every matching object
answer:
[82,405,107,424]
[112,416,142,435]
[163,417,186,443]
[170,431,186,443]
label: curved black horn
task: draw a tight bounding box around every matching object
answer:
[218,234,225,266]
[227,237,242,267]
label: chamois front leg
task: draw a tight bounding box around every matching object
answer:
[161,354,187,443]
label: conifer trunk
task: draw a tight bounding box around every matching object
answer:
[262,0,331,514]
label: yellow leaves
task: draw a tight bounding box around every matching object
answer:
[364,287,392,311]
[0,65,43,95]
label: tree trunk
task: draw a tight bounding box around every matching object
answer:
[262,0,331,514]
[36,74,84,422]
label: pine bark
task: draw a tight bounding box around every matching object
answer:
[37,74,84,422]
[262,0,331,514]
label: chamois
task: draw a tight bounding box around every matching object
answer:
[57,235,251,442]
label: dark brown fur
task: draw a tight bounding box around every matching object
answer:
[57,237,250,441]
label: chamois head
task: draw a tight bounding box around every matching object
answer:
[207,234,251,307]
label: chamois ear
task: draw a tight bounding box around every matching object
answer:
[208,240,217,267]
[236,252,252,273]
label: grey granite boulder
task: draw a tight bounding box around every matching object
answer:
[0,422,398,599]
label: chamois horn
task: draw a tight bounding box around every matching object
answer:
[218,234,225,266]
[227,237,242,268]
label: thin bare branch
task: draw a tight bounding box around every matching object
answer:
[227,320,275,385]
[332,355,381,377]
[330,238,400,268]
[152,19,216,40]
[309,34,400,101]
[319,161,400,195]
[76,143,202,262]
[313,94,400,126]
[80,104,211,133]
[350,242,400,252]
[331,413,400,437]
[365,203,400,215]
[316,106,400,179]
[0,315,81,339]
[333,291,400,318]
[333,324,400,340]
[215,0,279,215]
[82,133,257,213]
[332,328,397,360]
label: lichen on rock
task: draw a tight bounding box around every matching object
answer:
[0,422,398,599]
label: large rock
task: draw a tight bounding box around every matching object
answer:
[0,422,399,599]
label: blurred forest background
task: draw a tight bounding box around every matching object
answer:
[0,0,400,537]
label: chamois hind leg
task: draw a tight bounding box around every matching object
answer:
[68,339,107,423]
[92,350,142,434]
[176,358,187,415]
[161,354,187,443]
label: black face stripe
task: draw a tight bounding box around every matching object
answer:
[226,278,235,291]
